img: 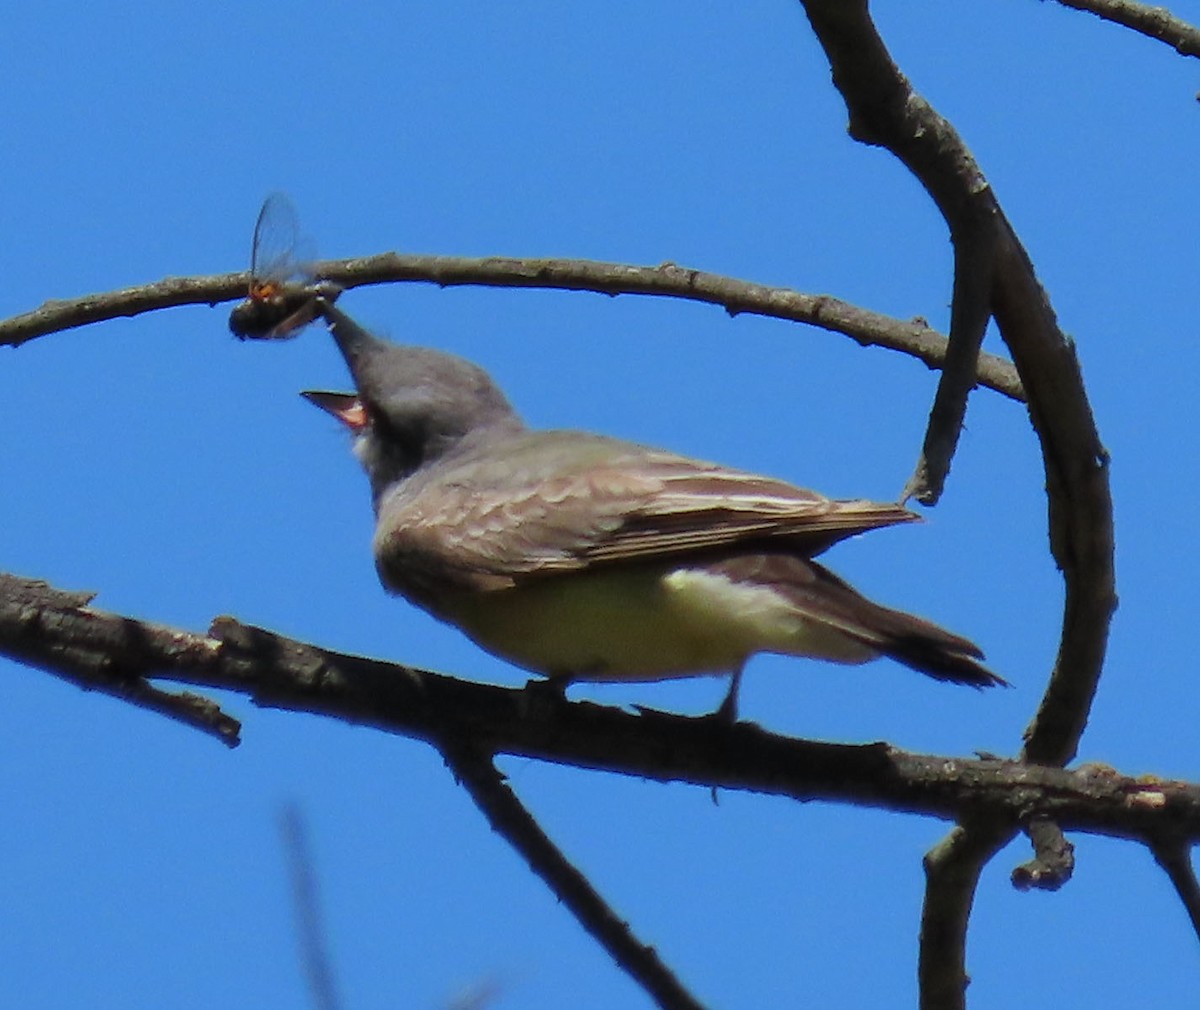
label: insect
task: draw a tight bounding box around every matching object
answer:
[228,194,341,340]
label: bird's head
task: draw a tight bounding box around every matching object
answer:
[302,300,524,502]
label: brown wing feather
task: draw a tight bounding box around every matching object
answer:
[374,433,915,595]
[585,459,915,561]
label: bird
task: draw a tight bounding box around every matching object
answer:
[300,299,1003,718]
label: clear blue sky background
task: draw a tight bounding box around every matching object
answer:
[3,3,1198,1008]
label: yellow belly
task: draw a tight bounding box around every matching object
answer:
[438,565,876,682]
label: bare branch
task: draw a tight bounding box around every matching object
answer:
[443,742,707,1010]
[91,680,240,747]
[796,0,1014,508]
[3,571,1199,843]
[998,248,1115,768]
[1,273,247,346]
[798,0,1115,762]
[0,256,1024,402]
[1150,839,1200,942]
[904,227,996,504]
[797,0,1007,504]
[1011,818,1076,891]
[0,575,240,746]
[919,823,1014,1010]
[1049,0,1200,57]
[797,2,1118,1000]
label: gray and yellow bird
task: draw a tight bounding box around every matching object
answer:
[303,300,1003,717]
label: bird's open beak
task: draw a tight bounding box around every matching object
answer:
[300,390,368,432]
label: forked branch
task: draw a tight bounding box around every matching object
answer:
[797,1,1119,1005]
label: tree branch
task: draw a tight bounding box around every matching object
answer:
[443,742,707,1010]
[799,0,1007,507]
[918,822,1014,1010]
[1150,839,1200,942]
[903,220,997,505]
[803,0,1116,768]
[796,0,1115,770]
[3,571,1197,842]
[1048,0,1200,57]
[797,3,1119,1002]
[0,256,1024,402]
[1011,818,1076,891]
[0,576,241,746]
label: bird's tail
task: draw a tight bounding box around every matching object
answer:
[805,560,1006,688]
[860,607,1005,688]
[709,554,1007,689]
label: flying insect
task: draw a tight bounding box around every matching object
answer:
[229,194,340,340]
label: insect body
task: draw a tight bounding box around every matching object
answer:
[228,194,340,340]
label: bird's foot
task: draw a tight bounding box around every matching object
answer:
[710,668,743,725]
[521,675,570,713]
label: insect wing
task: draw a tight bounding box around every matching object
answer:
[231,194,332,339]
[249,193,306,296]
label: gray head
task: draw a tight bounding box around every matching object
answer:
[303,301,525,500]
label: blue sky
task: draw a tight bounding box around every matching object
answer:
[3,3,1199,1007]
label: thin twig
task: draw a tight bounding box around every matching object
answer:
[442,742,708,1010]
[0,576,240,745]
[1048,0,1200,57]
[279,803,343,1010]
[88,678,240,747]
[903,222,997,505]
[63,666,239,746]
[1150,839,1200,942]
[0,256,1024,401]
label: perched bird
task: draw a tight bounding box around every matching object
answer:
[302,300,1003,717]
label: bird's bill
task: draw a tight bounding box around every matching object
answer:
[300,390,367,432]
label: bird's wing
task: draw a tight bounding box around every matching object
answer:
[375,432,916,592]
[580,451,916,563]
